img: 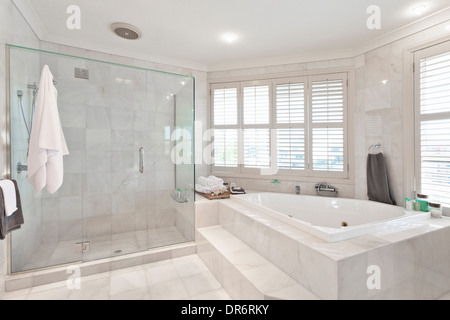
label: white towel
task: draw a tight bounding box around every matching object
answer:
[198,176,214,188]
[208,176,224,187]
[27,65,69,194]
[0,180,17,217]
[195,184,212,194]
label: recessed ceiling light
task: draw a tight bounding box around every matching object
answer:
[446,25,450,31]
[222,33,239,44]
[382,80,388,85]
[412,4,427,16]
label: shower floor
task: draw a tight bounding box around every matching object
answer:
[19,226,188,273]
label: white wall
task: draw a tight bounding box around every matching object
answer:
[208,21,450,206]
[354,21,450,206]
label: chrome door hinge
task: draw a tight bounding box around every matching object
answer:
[75,242,90,253]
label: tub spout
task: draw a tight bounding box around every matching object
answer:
[315,182,338,197]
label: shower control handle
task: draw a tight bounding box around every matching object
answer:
[139,147,144,173]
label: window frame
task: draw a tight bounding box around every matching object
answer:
[272,77,308,177]
[209,70,351,181]
[308,73,349,179]
[210,82,240,173]
[414,41,450,206]
[240,80,273,175]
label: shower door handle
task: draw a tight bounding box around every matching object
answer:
[139,147,144,173]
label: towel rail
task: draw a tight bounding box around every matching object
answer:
[368,143,383,154]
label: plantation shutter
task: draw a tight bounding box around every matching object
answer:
[309,74,347,177]
[274,79,306,173]
[212,84,239,169]
[242,82,271,170]
[415,44,450,206]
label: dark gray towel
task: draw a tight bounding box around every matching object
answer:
[0,180,25,240]
[367,153,396,205]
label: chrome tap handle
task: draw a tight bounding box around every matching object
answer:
[139,147,144,173]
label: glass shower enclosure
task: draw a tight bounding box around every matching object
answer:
[7,45,195,273]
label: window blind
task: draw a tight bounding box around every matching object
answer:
[213,88,238,125]
[312,128,344,172]
[311,78,346,174]
[276,83,305,124]
[277,129,305,170]
[212,86,239,168]
[210,73,348,177]
[312,79,344,123]
[243,84,271,169]
[213,129,238,167]
[243,129,270,168]
[243,86,270,125]
[417,49,450,206]
[275,81,306,172]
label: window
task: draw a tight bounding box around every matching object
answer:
[415,42,450,206]
[211,84,239,170]
[211,72,348,178]
[310,75,347,176]
[273,78,306,173]
[242,81,271,171]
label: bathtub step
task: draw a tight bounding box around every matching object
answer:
[197,226,318,300]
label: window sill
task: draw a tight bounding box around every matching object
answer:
[209,171,355,186]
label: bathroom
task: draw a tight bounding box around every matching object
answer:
[0,0,450,301]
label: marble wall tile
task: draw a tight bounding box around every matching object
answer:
[195,201,219,228]
[84,193,112,218]
[297,241,337,300]
[86,107,110,129]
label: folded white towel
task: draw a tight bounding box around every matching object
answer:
[0,180,18,217]
[208,176,224,187]
[197,176,214,188]
[195,184,212,194]
[28,65,69,194]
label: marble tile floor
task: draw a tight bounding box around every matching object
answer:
[2,255,231,300]
[20,226,188,273]
[3,253,450,300]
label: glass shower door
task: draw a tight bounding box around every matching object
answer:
[82,62,149,261]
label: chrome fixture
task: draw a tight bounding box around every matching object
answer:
[368,143,383,154]
[139,147,144,173]
[17,162,28,174]
[315,182,338,197]
[296,186,301,195]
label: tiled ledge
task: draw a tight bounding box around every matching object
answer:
[5,242,196,292]
[197,225,318,300]
[195,194,450,299]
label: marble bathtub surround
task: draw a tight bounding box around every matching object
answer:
[196,195,450,300]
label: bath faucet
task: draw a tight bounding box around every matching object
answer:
[296,186,301,195]
[315,182,339,197]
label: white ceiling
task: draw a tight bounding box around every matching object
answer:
[13,0,450,71]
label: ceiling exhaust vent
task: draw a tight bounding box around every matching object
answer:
[111,22,142,40]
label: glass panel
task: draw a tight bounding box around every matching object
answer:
[8,45,195,273]
[147,72,195,249]
[83,61,149,261]
[9,47,84,272]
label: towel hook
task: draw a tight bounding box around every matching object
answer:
[368,143,383,154]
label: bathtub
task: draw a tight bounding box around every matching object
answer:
[231,193,430,242]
